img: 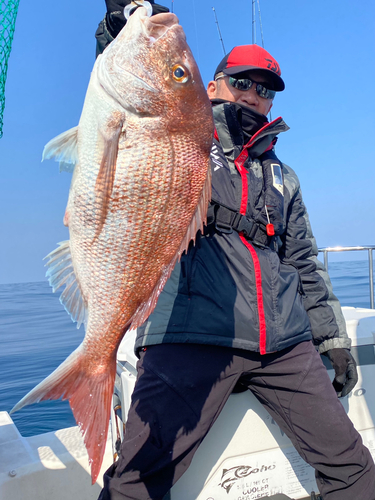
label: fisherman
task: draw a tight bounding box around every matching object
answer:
[96,2,375,499]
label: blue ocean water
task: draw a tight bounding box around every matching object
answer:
[0,281,84,436]
[0,260,374,437]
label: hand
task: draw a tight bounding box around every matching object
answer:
[105,0,170,38]
[324,348,358,398]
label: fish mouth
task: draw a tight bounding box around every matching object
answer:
[124,11,180,92]
[98,9,181,104]
[141,11,180,42]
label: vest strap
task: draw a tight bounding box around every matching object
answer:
[207,203,270,247]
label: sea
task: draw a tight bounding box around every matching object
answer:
[0,260,374,437]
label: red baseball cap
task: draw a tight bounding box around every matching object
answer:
[214,45,285,91]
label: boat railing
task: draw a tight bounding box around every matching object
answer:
[318,245,375,309]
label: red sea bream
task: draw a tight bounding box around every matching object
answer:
[11,7,213,483]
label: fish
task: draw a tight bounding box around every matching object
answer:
[10,7,213,484]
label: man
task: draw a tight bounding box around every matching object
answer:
[96,2,375,499]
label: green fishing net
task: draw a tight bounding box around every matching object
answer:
[0,0,19,138]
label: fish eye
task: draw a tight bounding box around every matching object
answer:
[172,64,189,83]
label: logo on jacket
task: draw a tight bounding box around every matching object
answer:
[211,144,224,171]
[271,163,284,195]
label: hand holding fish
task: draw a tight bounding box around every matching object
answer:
[104,0,170,36]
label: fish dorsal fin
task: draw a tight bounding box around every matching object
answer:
[44,241,88,329]
[42,126,79,173]
[94,124,123,237]
[130,167,212,330]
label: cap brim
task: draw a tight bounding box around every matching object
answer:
[223,66,285,91]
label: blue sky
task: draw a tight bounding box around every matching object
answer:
[1,0,374,284]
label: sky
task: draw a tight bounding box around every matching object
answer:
[1,0,375,284]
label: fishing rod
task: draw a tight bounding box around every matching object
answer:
[212,7,226,56]
[251,0,272,120]
[252,0,256,44]
[252,0,265,48]
[257,0,265,48]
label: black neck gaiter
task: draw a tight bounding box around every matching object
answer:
[211,99,269,144]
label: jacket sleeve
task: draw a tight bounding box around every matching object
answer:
[95,18,114,58]
[280,164,350,353]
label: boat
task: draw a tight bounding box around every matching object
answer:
[1,246,375,500]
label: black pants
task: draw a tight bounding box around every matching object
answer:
[98,341,375,500]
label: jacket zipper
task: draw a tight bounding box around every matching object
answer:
[234,149,267,355]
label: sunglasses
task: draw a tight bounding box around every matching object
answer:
[217,74,276,100]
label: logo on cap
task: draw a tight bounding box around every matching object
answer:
[265,58,281,75]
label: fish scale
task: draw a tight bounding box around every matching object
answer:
[11,7,213,484]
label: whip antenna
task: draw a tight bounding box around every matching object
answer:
[171,0,174,13]
[212,7,226,56]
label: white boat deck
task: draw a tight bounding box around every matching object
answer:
[0,411,112,499]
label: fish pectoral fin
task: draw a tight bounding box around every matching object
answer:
[42,126,79,173]
[94,123,123,236]
[44,241,88,329]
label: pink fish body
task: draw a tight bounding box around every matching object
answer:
[11,8,213,483]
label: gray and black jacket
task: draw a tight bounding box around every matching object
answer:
[136,102,350,356]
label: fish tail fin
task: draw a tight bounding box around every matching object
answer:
[10,345,116,484]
